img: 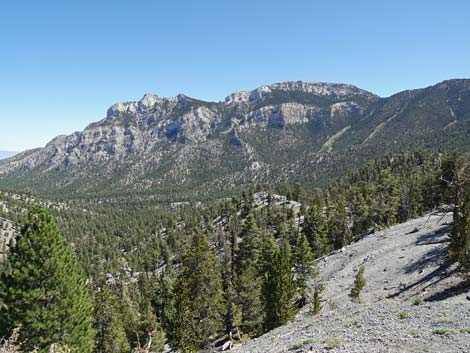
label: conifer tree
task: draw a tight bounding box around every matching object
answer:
[93,285,130,353]
[445,155,470,268]
[326,195,352,249]
[451,189,470,273]
[235,213,263,336]
[351,189,372,237]
[377,168,400,226]
[155,264,176,331]
[169,233,224,352]
[350,266,366,303]
[293,233,318,306]
[261,238,297,331]
[0,206,95,353]
[302,203,330,257]
[222,235,242,339]
[311,283,324,315]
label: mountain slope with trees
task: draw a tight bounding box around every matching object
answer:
[1,80,470,201]
[2,151,470,352]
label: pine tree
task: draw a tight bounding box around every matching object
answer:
[93,285,130,353]
[169,233,224,352]
[445,155,470,267]
[350,266,366,303]
[155,264,176,332]
[326,194,352,250]
[311,283,324,315]
[451,188,470,273]
[377,168,400,226]
[235,213,263,336]
[0,206,95,353]
[293,233,317,306]
[302,203,331,257]
[351,189,372,237]
[261,238,297,332]
[222,235,241,339]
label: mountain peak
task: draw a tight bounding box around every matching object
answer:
[225,81,378,105]
[3,78,469,199]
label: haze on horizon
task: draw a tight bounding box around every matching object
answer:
[1,0,469,151]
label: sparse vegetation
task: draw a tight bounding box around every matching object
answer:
[433,317,456,324]
[432,328,457,336]
[343,315,363,326]
[413,297,425,306]
[399,311,410,319]
[289,338,318,351]
[324,338,341,350]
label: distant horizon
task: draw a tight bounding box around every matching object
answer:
[1,0,469,151]
[0,151,20,159]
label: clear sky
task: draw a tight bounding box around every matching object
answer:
[1,0,469,151]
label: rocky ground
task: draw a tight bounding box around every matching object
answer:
[231,211,470,353]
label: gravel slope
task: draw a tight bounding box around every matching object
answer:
[231,211,470,353]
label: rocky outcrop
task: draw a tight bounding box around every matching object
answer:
[1,79,469,199]
[0,81,375,174]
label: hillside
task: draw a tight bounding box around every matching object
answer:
[0,79,469,201]
[1,150,470,353]
[231,211,470,353]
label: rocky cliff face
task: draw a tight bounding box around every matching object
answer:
[1,79,469,200]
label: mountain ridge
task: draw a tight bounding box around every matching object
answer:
[1,79,469,200]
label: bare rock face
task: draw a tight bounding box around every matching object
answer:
[0,81,375,174]
[2,79,468,198]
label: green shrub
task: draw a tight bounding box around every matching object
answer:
[324,338,341,350]
[399,311,410,319]
[432,328,456,336]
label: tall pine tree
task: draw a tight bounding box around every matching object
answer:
[261,238,297,331]
[169,233,224,352]
[293,233,317,306]
[0,206,95,353]
[93,284,129,353]
[235,213,263,337]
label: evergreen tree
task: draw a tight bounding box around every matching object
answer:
[221,235,242,339]
[445,155,470,268]
[235,213,263,336]
[261,238,297,332]
[451,188,470,273]
[155,265,176,331]
[303,203,330,257]
[0,206,95,353]
[93,285,129,353]
[169,233,224,352]
[351,188,372,237]
[376,168,400,226]
[350,266,366,303]
[293,233,317,306]
[311,284,324,315]
[326,195,353,249]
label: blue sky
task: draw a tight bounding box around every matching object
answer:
[1,0,469,151]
